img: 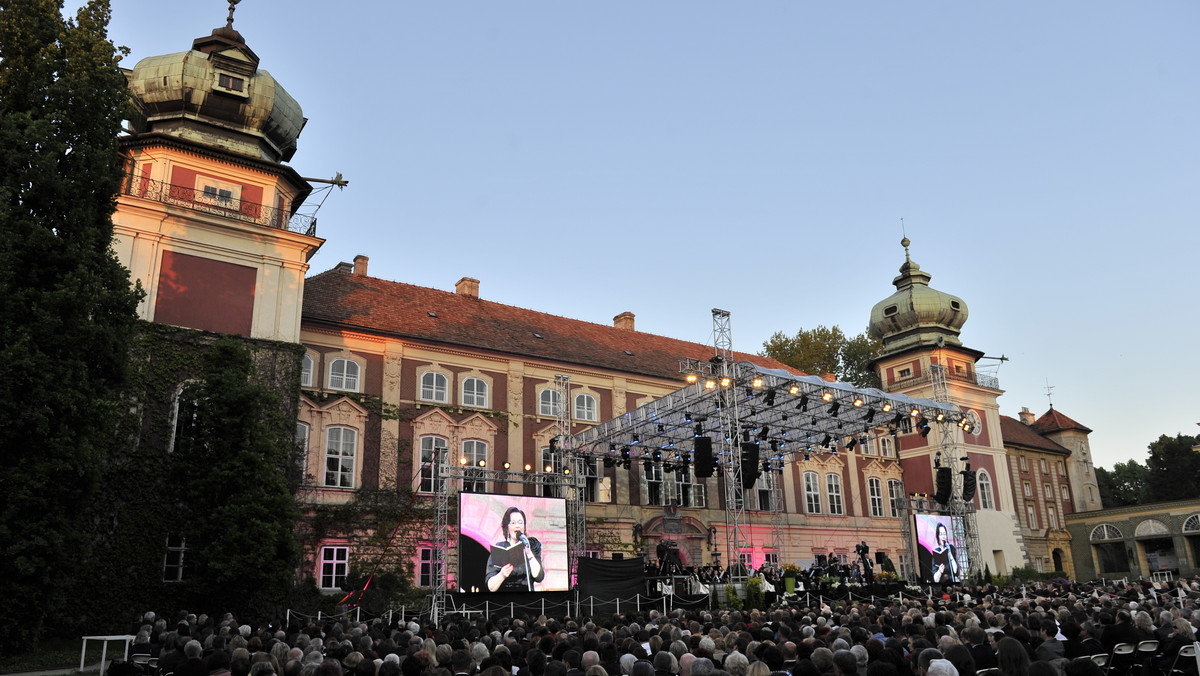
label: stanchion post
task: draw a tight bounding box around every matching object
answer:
[356,607,360,623]
[590,597,594,616]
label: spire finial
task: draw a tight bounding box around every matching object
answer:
[901,236,912,264]
[226,0,241,28]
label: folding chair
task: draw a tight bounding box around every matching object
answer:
[1135,640,1160,673]
[1092,654,1109,670]
[1167,643,1197,676]
[1109,643,1136,676]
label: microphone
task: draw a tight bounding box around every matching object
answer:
[516,530,530,546]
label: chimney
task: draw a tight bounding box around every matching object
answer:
[334,261,353,274]
[1019,407,1035,425]
[353,254,369,276]
[613,312,635,331]
[455,277,480,299]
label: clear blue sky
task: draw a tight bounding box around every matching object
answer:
[97,1,1199,471]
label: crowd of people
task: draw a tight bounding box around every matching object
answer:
[117,578,1200,676]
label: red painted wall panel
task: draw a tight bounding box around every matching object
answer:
[155,250,256,336]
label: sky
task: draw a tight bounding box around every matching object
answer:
[93,1,1199,471]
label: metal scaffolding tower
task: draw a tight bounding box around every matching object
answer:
[929,363,982,580]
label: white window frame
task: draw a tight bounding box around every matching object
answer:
[879,437,895,458]
[541,446,564,498]
[574,393,598,422]
[888,479,903,517]
[320,546,348,590]
[1040,458,1048,473]
[419,371,449,403]
[1044,483,1053,499]
[301,354,314,387]
[582,457,600,503]
[1023,480,1032,498]
[755,471,777,511]
[328,358,361,392]
[461,377,488,408]
[1061,484,1070,502]
[643,461,664,506]
[539,389,562,417]
[978,470,994,510]
[419,436,447,493]
[163,534,187,582]
[323,426,357,488]
[1019,455,1028,471]
[868,478,884,517]
[804,471,822,514]
[295,421,310,478]
[418,547,441,588]
[1026,505,1038,529]
[169,381,203,454]
[826,473,844,515]
[1047,506,1058,530]
[462,439,488,493]
[673,463,705,508]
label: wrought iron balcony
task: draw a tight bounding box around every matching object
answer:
[123,176,317,237]
[889,368,1000,392]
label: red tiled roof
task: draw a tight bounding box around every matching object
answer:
[303,268,800,381]
[1031,408,1093,434]
[999,415,1070,454]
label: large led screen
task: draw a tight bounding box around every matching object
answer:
[458,493,569,592]
[913,513,968,584]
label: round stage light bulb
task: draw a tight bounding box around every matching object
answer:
[882,403,893,412]
[821,391,834,402]
[477,459,486,467]
[853,397,864,407]
[503,461,511,469]
[720,377,731,387]
[910,407,921,417]
[686,373,698,383]
[459,456,468,465]
[524,464,532,471]
[788,385,800,395]
[704,379,716,389]
[545,464,553,472]
[751,377,763,388]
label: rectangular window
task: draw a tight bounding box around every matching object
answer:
[674,464,705,508]
[1026,505,1038,529]
[756,472,777,511]
[1047,506,1058,530]
[1040,458,1048,473]
[1061,484,1070,502]
[879,437,895,457]
[294,422,309,478]
[763,552,779,569]
[868,478,884,517]
[217,73,244,92]
[888,480,903,517]
[1044,483,1053,499]
[1057,460,1064,475]
[324,427,356,488]
[540,447,563,498]
[418,547,441,588]
[583,457,599,503]
[574,394,598,422]
[1020,456,1028,471]
[462,377,488,408]
[163,534,187,582]
[644,462,663,506]
[1023,481,1032,498]
[826,474,844,515]
[301,355,313,387]
[419,436,447,493]
[804,472,821,514]
[320,546,348,589]
[462,440,487,493]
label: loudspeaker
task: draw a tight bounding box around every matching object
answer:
[694,436,714,478]
[935,466,953,504]
[740,442,760,489]
[612,552,623,560]
[816,554,827,566]
[875,552,887,564]
[961,469,978,502]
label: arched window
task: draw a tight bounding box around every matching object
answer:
[1134,519,1170,537]
[868,478,884,517]
[803,472,821,514]
[462,440,487,493]
[1183,515,1200,533]
[461,377,488,408]
[418,436,447,493]
[1090,524,1123,541]
[574,393,598,422]
[826,474,844,515]
[328,358,360,392]
[539,389,562,417]
[977,469,994,510]
[323,427,357,488]
[301,354,314,387]
[420,372,448,403]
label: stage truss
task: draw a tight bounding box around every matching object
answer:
[568,358,971,581]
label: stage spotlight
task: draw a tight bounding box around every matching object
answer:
[803,451,811,462]
[822,391,834,402]
[643,460,652,473]
[788,383,801,395]
[865,408,876,423]
[686,373,698,384]
[684,411,693,422]
[821,434,832,447]
[758,425,770,440]
[881,402,893,413]
[752,377,764,389]
[545,464,553,472]
[563,467,570,475]
[797,395,809,411]
[550,438,559,451]
[889,426,898,438]
[694,423,703,436]
[891,413,904,426]
[657,423,664,433]
[503,461,511,469]
[853,397,864,408]
[524,464,533,472]
[745,386,754,398]
[935,412,946,422]
[741,429,751,442]
[770,440,779,453]
[910,407,921,418]
[846,436,858,450]
[764,389,776,405]
[477,459,486,467]
[720,377,732,388]
[652,450,662,461]
[704,379,716,390]
[630,435,639,445]
[917,417,931,438]
[828,401,840,416]
[459,456,468,465]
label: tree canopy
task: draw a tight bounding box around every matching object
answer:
[1094,460,1149,508]
[0,0,141,651]
[1095,433,1199,508]
[760,325,882,388]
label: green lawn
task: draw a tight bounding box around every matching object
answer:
[0,636,112,674]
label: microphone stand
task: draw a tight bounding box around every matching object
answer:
[520,533,533,592]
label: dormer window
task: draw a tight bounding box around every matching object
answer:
[214,71,248,97]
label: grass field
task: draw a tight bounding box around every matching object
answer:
[0,636,113,674]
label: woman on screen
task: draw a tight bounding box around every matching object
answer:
[930,522,959,583]
[485,506,545,591]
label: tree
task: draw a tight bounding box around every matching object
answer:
[0,0,141,651]
[172,338,302,620]
[1145,434,1200,503]
[1095,460,1149,508]
[760,325,882,388]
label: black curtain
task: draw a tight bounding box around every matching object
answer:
[577,557,644,600]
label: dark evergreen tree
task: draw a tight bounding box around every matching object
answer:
[1145,434,1200,503]
[0,0,141,651]
[172,338,301,620]
[1095,460,1150,508]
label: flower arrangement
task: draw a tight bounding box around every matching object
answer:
[876,570,899,583]
[782,563,801,578]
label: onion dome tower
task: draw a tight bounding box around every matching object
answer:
[112,2,323,343]
[869,237,974,358]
